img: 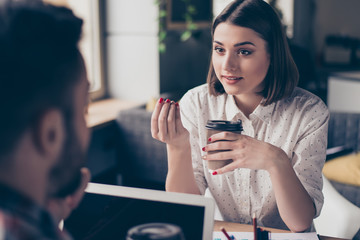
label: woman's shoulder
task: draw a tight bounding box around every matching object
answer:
[274,87,329,121]
[182,84,209,98]
[291,87,320,98]
[181,83,222,104]
[274,87,329,127]
[180,84,209,111]
[285,87,328,110]
[180,84,228,113]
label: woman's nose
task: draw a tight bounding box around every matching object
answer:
[223,53,237,72]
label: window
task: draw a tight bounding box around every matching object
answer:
[44,0,105,100]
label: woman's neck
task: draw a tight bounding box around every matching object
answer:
[233,94,263,118]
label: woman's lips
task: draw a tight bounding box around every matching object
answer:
[222,75,243,84]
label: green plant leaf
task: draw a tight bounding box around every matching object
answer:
[159,42,166,53]
[188,23,197,30]
[188,5,196,14]
[181,31,192,41]
[159,10,167,18]
[159,31,167,41]
[184,14,191,22]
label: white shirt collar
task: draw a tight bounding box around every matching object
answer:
[225,94,275,125]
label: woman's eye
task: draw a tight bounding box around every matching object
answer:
[214,46,224,53]
[238,49,252,55]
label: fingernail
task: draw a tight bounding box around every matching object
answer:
[212,171,218,176]
[175,102,179,107]
[202,147,205,151]
[166,99,171,103]
[159,98,164,103]
[208,137,211,142]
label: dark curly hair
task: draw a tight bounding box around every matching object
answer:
[0,0,83,157]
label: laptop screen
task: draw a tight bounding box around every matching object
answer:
[64,183,215,240]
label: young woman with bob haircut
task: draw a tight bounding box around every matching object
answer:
[151,0,329,232]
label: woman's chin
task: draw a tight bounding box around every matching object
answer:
[222,86,242,96]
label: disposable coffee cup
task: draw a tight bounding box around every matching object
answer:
[206,120,243,171]
[126,223,185,240]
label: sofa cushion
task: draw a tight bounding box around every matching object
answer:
[116,107,168,188]
[323,152,360,186]
[327,112,360,152]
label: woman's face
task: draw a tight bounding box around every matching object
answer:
[212,23,270,97]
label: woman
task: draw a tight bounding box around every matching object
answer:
[151,0,329,232]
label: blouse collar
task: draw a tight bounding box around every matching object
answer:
[225,94,275,125]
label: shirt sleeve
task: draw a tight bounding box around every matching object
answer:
[291,99,329,218]
[179,90,208,195]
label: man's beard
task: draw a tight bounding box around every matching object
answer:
[48,121,87,198]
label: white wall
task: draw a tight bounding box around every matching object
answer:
[213,0,232,17]
[276,0,294,38]
[52,0,103,93]
[105,0,159,103]
[328,72,360,113]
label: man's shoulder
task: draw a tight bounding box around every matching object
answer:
[0,208,24,240]
[0,208,32,240]
[0,210,5,239]
[0,207,71,240]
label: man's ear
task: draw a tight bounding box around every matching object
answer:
[34,109,65,162]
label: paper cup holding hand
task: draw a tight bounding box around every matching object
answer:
[205,120,243,171]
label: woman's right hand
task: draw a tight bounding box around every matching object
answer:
[152,98,200,194]
[151,98,189,148]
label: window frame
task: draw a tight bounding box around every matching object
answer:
[45,0,106,100]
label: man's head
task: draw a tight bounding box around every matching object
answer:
[0,0,90,201]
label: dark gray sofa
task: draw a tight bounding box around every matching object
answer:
[327,112,360,153]
[116,107,360,197]
[116,106,168,190]
[115,107,360,238]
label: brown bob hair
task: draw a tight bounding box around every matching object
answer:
[207,0,298,105]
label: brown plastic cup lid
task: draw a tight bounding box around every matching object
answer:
[206,120,243,132]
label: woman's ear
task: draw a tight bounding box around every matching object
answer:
[33,109,65,163]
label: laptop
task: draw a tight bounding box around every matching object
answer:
[64,183,215,240]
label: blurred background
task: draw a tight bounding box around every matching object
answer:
[46,3,360,238]
[54,0,360,112]
[44,0,360,185]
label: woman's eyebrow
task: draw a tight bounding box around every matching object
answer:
[234,41,255,47]
[214,40,255,47]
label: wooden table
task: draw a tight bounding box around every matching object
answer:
[86,98,142,128]
[214,221,348,240]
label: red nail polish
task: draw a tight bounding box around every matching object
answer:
[202,147,205,151]
[159,98,164,103]
[166,99,170,103]
[175,102,179,107]
[208,138,211,142]
[212,171,218,175]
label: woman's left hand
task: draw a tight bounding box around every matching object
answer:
[202,131,289,174]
